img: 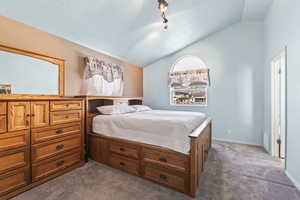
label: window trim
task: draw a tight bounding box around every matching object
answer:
[170,55,207,72]
[169,55,209,107]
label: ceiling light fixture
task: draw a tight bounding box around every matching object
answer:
[157,0,169,29]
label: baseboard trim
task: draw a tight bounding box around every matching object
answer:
[213,137,262,147]
[285,170,300,190]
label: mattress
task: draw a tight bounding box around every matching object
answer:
[93,110,207,154]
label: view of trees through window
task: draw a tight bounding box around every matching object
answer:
[170,56,208,106]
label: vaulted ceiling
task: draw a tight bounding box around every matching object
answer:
[0,0,273,66]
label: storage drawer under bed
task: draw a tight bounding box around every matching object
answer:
[142,148,188,173]
[143,166,186,192]
[109,142,139,159]
[109,153,139,176]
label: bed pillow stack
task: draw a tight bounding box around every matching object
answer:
[131,105,152,112]
[97,104,152,115]
[97,104,136,115]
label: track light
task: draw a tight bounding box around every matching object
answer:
[157,0,169,29]
[158,0,168,12]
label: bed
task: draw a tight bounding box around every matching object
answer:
[93,110,207,154]
[80,96,212,197]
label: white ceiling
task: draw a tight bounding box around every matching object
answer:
[0,0,273,67]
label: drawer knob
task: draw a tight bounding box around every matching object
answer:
[119,148,126,152]
[56,160,65,167]
[159,157,167,162]
[159,174,168,180]
[56,129,65,134]
[119,162,126,166]
[56,144,64,150]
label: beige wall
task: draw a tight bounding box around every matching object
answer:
[0,16,143,97]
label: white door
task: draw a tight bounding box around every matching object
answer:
[271,49,286,159]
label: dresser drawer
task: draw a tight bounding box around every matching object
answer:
[0,147,29,174]
[0,130,29,152]
[144,166,186,192]
[110,142,139,159]
[32,135,81,163]
[50,101,82,111]
[50,110,82,125]
[0,167,29,196]
[109,154,139,176]
[0,115,6,133]
[32,123,81,144]
[32,150,81,181]
[0,102,6,115]
[143,148,188,173]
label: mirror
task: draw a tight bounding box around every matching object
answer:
[0,44,64,96]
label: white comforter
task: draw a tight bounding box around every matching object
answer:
[93,110,206,154]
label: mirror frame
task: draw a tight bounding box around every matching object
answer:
[0,44,65,96]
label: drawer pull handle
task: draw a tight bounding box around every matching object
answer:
[56,129,65,134]
[56,160,65,167]
[159,157,167,162]
[56,144,64,150]
[119,162,126,166]
[159,174,168,180]
[119,148,126,152]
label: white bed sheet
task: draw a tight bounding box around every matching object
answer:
[93,110,207,154]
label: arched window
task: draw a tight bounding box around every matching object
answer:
[169,56,209,106]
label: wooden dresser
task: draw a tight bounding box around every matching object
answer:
[0,97,85,199]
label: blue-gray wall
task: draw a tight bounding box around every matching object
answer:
[264,0,300,190]
[144,22,265,146]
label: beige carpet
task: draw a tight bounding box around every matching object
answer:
[12,141,300,200]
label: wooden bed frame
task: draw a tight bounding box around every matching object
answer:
[79,96,212,197]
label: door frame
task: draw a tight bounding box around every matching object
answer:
[271,47,287,164]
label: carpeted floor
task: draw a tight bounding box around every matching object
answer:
[12,141,300,200]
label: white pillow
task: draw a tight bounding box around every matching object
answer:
[132,105,152,112]
[97,104,136,115]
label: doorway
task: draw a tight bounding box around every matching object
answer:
[271,48,287,163]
